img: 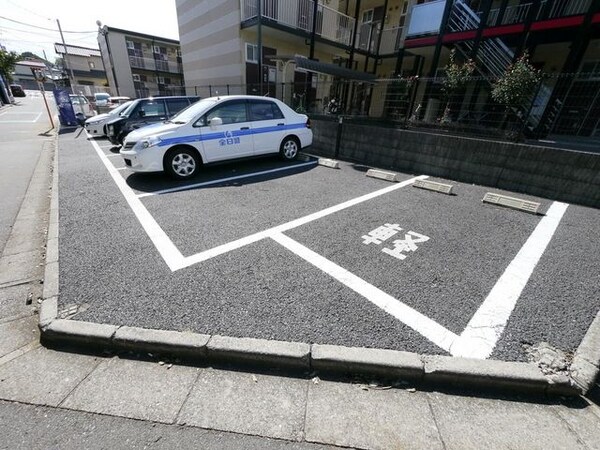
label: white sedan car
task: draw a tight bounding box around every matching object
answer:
[121,95,312,179]
[85,101,133,136]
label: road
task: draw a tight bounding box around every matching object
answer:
[0,90,54,252]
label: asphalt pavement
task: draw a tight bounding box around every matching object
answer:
[55,129,600,362]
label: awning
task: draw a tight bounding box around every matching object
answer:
[293,56,377,83]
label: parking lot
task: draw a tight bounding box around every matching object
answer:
[57,129,600,362]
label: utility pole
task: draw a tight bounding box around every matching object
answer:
[56,19,76,93]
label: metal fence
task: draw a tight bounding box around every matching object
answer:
[187,72,600,141]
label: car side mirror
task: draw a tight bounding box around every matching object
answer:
[139,109,145,118]
[209,117,222,129]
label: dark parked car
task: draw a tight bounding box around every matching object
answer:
[9,84,26,97]
[105,96,200,145]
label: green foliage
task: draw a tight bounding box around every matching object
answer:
[442,49,476,97]
[0,49,20,83]
[491,52,541,108]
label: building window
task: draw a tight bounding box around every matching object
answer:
[132,73,141,81]
[362,9,373,23]
[246,43,258,63]
[89,61,95,69]
[126,40,134,49]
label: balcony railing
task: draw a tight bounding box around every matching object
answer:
[480,0,592,27]
[378,27,404,55]
[539,0,592,19]
[129,56,182,74]
[241,0,355,46]
[502,2,531,25]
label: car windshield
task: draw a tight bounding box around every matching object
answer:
[120,100,140,118]
[111,101,134,116]
[168,98,218,124]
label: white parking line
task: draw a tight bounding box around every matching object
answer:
[450,201,569,359]
[88,128,427,272]
[88,136,184,271]
[272,232,458,351]
[137,161,319,198]
[178,175,429,269]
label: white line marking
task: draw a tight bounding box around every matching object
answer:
[450,201,569,359]
[0,120,42,124]
[137,161,318,198]
[32,112,42,123]
[89,125,425,272]
[178,175,428,269]
[272,232,458,351]
[87,135,184,271]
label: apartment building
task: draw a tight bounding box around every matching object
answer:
[97,26,185,99]
[176,0,600,138]
[54,43,108,94]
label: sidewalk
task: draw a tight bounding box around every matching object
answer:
[0,129,599,449]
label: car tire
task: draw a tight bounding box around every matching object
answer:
[164,147,200,179]
[279,136,300,161]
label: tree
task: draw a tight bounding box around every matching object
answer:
[0,49,20,83]
[491,52,541,108]
[440,49,476,123]
[491,52,541,140]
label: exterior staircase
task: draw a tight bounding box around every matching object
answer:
[446,0,555,133]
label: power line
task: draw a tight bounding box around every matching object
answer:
[6,0,52,21]
[0,15,96,33]
[0,24,93,39]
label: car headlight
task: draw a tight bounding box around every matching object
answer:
[136,136,161,149]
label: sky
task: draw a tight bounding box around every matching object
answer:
[0,0,179,62]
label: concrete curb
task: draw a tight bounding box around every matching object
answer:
[39,131,597,398]
[38,313,582,396]
[570,310,600,393]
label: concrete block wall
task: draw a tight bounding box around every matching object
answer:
[309,117,600,209]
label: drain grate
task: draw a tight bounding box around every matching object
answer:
[365,169,399,182]
[413,179,454,195]
[482,192,541,214]
[318,158,341,169]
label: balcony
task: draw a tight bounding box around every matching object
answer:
[481,0,592,26]
[129,56,182,74]
[378,27,404,56]
[241,0,356,46]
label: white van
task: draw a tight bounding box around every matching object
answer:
[120,95,313,179]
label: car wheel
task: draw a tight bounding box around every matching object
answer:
[280,136,299,161]
[165,148,200,179]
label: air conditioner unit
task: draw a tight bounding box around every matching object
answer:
[126,41,134,49]
[157,76,165,84]
[153,45,161,54]
[132,74,141,81]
